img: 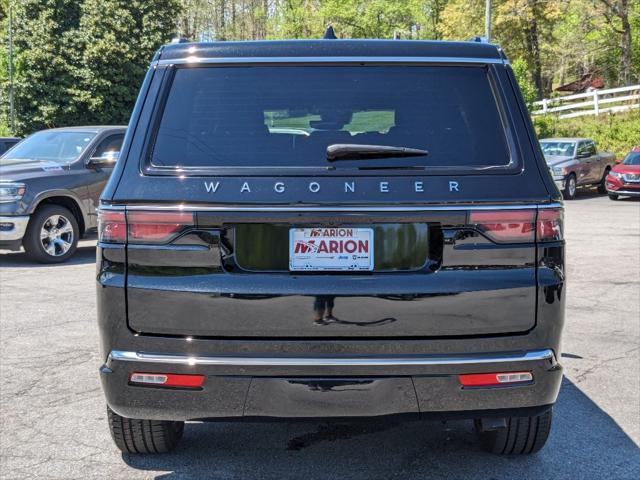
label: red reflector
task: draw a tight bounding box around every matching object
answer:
[469,210,536,243]
[459,371,533,387]
[127,211,194,243]
[98,210,126,243]
[536,208,563,242]
[129,372,205,388]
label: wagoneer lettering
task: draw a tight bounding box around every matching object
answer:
[97,38,564,456]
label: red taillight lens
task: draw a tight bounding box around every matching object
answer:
[537,208,563,242]
[469,208,564,243]
[129,372,205,389]
[459,371,533,387]
[98,210,126,243]
[127,211,194,244]
[469,210,536,243]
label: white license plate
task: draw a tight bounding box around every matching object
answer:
[289,227,374,271]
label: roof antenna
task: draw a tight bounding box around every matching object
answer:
[323,25,337,39]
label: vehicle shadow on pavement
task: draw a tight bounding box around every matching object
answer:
[123,377,640,480]
[0,244,96,267]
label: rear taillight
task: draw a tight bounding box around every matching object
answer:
[469,210,536,243]
[98,209,194,244]
[98,211,126,243]
[469,208,564,243]
[127,211,194,244]
[537,208,563,242]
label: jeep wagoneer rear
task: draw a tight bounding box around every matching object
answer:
[97,39,564,455]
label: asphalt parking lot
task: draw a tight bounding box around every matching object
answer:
[1,193,639,480]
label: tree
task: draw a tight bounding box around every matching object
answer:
[76,0,180,126]
[511,58,536,111]
[597,0,634,84]
[10,0,83,134]
[320,0,418,39]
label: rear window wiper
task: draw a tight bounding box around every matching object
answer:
[326,144,429,162]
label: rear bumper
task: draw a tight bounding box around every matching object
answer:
[0,215,29,244]
[101,348,562,421]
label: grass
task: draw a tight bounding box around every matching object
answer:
[533,110,640,160]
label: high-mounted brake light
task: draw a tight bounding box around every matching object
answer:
[129,372,205,388]
[459,371,533,387]
[127,211,194,243]
[98,210,126,243]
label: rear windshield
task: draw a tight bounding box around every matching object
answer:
[151,66,510,170]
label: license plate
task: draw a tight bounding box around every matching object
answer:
[289,227,374,271]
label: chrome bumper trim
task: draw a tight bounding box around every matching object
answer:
[0,216,29,242]
[109,349,556,368]
[607,189,640,196]
[99,202,563,213]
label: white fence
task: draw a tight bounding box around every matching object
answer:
[531,84,640,119]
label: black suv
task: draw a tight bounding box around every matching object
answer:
[97,39,565,455]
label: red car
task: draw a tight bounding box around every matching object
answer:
[606,147,640,200]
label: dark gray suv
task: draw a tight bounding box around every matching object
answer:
[0,126,126,262]
[97,39,565,455]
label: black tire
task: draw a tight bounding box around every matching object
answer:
[23,204,79,263]
[474,408,553,455]
[609,193,619,201]
[107,406,184,454]
[597,167,611,194]
[562,174,577,200]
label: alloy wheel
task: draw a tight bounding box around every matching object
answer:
[40,214,74,257]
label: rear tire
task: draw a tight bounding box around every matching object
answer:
[107,406,184,454]
[608,194,619,201]
[562,174,577,200]
[597,168,610,194]
[474,408,553,455]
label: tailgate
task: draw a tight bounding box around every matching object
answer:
[123,207,540,338]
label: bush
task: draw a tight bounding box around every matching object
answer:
[533,110,640,159]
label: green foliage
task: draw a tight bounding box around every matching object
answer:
[11,0,83,134]
[511,58,537,111]
[7,0,180,135]
[76,0,180,125]
[533,111,640,159]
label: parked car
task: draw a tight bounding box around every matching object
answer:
[0,137,21,155]
[97,38,565,455]
[0,126,126,262]
[606,146,640,200]
[540,138,615,199]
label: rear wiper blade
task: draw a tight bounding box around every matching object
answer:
[326,144,429,162]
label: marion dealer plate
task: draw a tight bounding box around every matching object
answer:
[289,227,374,271]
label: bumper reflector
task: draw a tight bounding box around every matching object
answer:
[458,371,533,387]
[129,372,205,388]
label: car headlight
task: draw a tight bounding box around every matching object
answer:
[0,182,26,203]
[552,167,566,176]
[608,171,622,179]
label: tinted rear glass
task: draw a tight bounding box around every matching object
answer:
[151,66,510,170]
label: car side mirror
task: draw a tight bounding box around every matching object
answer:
[576,152,589,159]
[615,158,622,164]
[87,152,119,169]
